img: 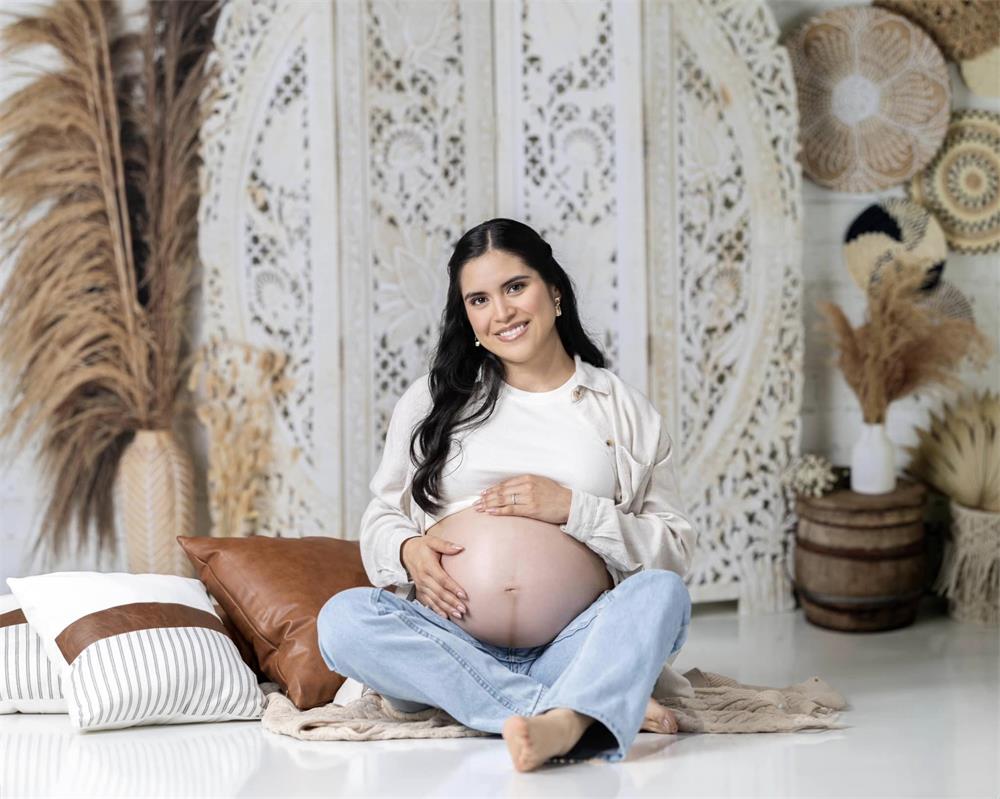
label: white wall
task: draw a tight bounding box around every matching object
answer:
[2,0,998,591]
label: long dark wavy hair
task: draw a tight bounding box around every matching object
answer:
[409,218,606,518]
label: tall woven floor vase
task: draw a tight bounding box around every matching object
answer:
[115,430,196,577]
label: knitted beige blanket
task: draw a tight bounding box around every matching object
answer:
[260,668,848,741]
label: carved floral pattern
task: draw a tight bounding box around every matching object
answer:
[199,0,803,612]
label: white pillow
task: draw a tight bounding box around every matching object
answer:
[6,572,265,731]
[0,593,67,714]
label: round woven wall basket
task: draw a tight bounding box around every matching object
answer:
[873,0,999,63]
[842,198,947,291]
[785,6,951,192]
[908,110,1000,255]
[874,0,1000,97]
[935,501,1000,626]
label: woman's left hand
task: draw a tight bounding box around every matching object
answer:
[474,475,572,524]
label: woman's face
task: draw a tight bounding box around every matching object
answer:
[459,249,560,363]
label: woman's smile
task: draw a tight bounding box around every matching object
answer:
[497,321,529,341]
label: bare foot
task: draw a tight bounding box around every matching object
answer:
[640,697,679,733]
[502,708,592,772]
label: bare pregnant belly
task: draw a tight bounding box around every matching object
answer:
[425,506,613,648]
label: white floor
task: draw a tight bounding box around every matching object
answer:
[2,596,997,799]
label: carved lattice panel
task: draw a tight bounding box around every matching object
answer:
[199,0,804,612]
[645,0,803,611]
[336,0,496,534]
[494,0,648,384]
[198,0,342,536]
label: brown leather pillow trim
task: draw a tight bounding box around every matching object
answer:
[54,602,227,665]
[0,609,27,628]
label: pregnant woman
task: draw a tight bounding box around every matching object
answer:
[317,218,696,771]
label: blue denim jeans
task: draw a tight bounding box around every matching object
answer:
[316,568,691,763]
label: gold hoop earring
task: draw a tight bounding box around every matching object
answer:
[555,298,562,317]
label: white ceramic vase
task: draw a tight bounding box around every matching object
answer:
[850,423,896,494]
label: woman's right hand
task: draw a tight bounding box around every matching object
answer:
[400,536,469,621]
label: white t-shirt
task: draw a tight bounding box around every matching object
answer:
[427,367,616,525]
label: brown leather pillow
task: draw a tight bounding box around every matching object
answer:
[178,535,375,710]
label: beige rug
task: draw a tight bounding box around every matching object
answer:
[260,668,848,742]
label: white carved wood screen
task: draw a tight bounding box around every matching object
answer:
[198,0,803,613]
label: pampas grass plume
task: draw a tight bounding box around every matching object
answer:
[818,261,993,424]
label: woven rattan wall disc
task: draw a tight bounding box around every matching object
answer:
[874,0,999,62]
[785,6,951,192]
[908,110,1000,255]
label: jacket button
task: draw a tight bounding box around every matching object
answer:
[572,387,582,400]
[605,439,613,447]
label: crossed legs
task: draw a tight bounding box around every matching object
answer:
[317,569,691,770]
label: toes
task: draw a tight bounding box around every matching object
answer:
[642,708,678,733]
[660,709,678,732]
[642,699,679,733]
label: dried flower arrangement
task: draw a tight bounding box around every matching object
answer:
[782,454,839,498]
[817,262,993,424]
[187,339,295,537]
[0,1,219,559]
[906,391,1000,513]
[905,391,1000,624]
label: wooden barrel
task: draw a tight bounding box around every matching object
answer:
[794,478,927,632]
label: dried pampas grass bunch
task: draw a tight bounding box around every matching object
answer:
[123,0,220,426]
[905,391,1000,513]
[0,1,219,559]
[187,339,295,537]
[817,262,993,424]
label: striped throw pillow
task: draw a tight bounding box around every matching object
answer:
[6,572,265,731]
[0,593,66,714]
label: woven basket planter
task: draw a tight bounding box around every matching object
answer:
[934,501,1000,625]
[115,430,196,577]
